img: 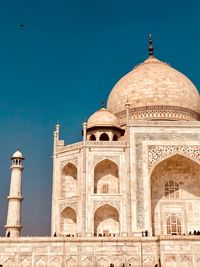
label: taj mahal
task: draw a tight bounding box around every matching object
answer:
[1,35,200,266]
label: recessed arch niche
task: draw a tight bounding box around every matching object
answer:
[99,133,109,141]
[60,163,77,197]
[60,207,77,236]
[94,204,120,236]
[151,154,200,236]
[94,159,119,194]
[89,134,96,141]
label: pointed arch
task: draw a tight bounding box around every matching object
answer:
[96,257,108,267]
[113,257,123,267]
[20,258,31,267]
[80,257,93,267]
[149,151,200,176]
[62,162,77,176]
[50,257,62,267]
[60,206,77,236]
[94,204,120,236]
[4,259,15,267]
[165,256,177,267]
[151,154,200,236]
[89,134,96,141]
[99,133,109,141]
[60,204,77,215]
[94,159,119,194]
[65,257,77,267]
[127,257,139,266]
[35,259,46,267]
[113,134,118,141]
[60,163,77,197]
[143,256,153,265]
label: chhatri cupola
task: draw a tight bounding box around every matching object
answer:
[86,101,124,141]
[107,34,200,123]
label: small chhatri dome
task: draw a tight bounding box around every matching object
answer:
[87,106,120,129]
[107,35,200,121]
[11,150,24,159]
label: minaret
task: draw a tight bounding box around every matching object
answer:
[5,150,24,237]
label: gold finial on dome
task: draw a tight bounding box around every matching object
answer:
[148,33,154,57]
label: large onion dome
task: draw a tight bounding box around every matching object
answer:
[107,35,200,122]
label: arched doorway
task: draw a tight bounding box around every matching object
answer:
[94,159,119,194]
[94,204,120,236]
[151,154,200,236]
[60,207,77,235]
[60,163,77,197]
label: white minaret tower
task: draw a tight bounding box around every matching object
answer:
[5,150,24,237]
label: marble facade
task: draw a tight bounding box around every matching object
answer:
[2,38,200,266]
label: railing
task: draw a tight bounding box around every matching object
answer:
[57,141,83,152]
[57,140,127,152]
[86,141,126,146]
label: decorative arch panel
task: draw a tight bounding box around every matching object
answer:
[60,162,78,197]
[148,145,200,172]
[94,204,120,236]
[151,153,200,236]
[60,206,77,236]
[94,159,119,194]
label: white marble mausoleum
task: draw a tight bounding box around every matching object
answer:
[1,35,200,267]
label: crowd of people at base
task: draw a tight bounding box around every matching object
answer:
[110,264,131,267]
[141,230,148,237]
[94,233,116,237]
[110,263,161,267]
[54,233,80,237]
[189,230,200,235]
[54,232,118,237]
[54,229,200,238]
[54,232,151,238]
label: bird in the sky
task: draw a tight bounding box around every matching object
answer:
[20,24,24,28]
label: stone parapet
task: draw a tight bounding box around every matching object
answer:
[0,236,200,266]
[57,140,127,153]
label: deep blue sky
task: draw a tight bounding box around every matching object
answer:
[0,0,200,236]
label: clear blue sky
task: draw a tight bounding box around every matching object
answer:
[0,0,199,236]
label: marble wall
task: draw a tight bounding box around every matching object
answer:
[0,236,200,266]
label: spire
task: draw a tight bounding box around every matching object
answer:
[101,100,105,108]
[148,33,154,57]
